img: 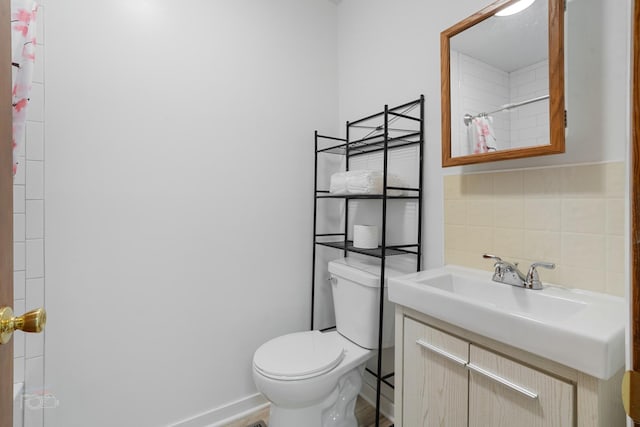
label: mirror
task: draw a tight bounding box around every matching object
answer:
[441,0,565,167]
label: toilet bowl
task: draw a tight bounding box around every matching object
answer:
[252,257,404,427]
[253,330,371,427]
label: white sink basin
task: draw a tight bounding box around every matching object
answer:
[388,265,626,380]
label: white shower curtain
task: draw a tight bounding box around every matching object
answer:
[11,0,38,176]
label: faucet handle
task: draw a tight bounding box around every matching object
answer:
[530,261,555,270]
[482,253,502,262]
[525,261,556,289]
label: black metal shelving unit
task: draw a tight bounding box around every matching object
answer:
[311,95,424,427]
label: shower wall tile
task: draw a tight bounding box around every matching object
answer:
[14,214,25,242]
[26,331,44,359]
[25,240,44,279]
[14,185,25,213]
[26,200,44,240]
[25,161,44,200]
[24,357,44,427]
[443,162,625,296]
[15,6,46,413]
[14,271,26,300]
[25,279,44,311]
[26,122,44,161]
[14,242,26,271]
[14,356,24,384]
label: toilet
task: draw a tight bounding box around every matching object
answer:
[252,257,402,427]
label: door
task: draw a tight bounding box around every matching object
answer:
[627,0,640,426]
[1,0,14,425]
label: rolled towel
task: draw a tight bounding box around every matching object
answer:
[329,172,348,194]
[329,170,407,196]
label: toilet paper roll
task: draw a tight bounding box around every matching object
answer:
[353,225,379,249]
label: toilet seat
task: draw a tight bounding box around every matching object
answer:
[253,331,345,381]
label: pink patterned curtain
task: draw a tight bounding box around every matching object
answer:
[11,0,38,176]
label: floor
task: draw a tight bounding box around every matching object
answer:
[226,396,393,427]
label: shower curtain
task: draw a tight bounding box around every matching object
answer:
[468,115,497,154]
[11,0,38,176]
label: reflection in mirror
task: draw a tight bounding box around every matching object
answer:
[441,0,565,167]
[450,0,548,156]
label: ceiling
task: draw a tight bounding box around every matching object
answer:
[450,0,548,72]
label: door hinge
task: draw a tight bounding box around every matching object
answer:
[564,0,567,12]
[623,370,640,421]
[564,110,567,128]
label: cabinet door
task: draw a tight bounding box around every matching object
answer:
[403,318,469,427]
[468,344,574,427]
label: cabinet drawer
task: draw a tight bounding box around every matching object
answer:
[403,318,469,427]
[468,344,574,427]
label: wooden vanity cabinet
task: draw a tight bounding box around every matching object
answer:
[396,307,625,427]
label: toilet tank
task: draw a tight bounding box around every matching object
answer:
[328,257,405,349]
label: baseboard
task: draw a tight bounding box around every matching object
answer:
[170,393,269,427]
[359,380,395,423]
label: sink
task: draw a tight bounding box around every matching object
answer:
[388,265,626,380]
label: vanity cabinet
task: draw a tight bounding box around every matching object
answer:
[396,307,625,427]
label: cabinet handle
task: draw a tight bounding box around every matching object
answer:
[466,363,538,399]
[415,339,468,366]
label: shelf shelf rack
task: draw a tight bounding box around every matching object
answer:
[311,95,424,427]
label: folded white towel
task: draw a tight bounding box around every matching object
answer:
[329,170,407,196]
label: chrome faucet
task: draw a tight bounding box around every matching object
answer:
[482,254,555,290]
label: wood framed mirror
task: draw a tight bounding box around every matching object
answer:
[441,0,565,167]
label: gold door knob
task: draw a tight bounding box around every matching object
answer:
[0,307,46,345]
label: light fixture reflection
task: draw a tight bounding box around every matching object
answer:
[495,0,536,16]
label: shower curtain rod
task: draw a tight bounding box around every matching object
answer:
[463,94,550,126]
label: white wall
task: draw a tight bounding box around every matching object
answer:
[44,1,338,426]
[336,0,630,270]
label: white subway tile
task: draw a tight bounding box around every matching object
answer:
[14,242,26,271]
[25,330,44,359]
[24,357,44,427]
[14,214,25,242]
[14,270,26,300]
[14,356,24,384]
[25,278,44,310]
[26,122,44,161]
[26,200,44,240]
[25,240,44,279]
[13,185,25,213]
[25,161,44,200]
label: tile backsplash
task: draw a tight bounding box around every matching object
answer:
[444,162,625,296]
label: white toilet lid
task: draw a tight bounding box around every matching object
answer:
[253,331,345,381]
